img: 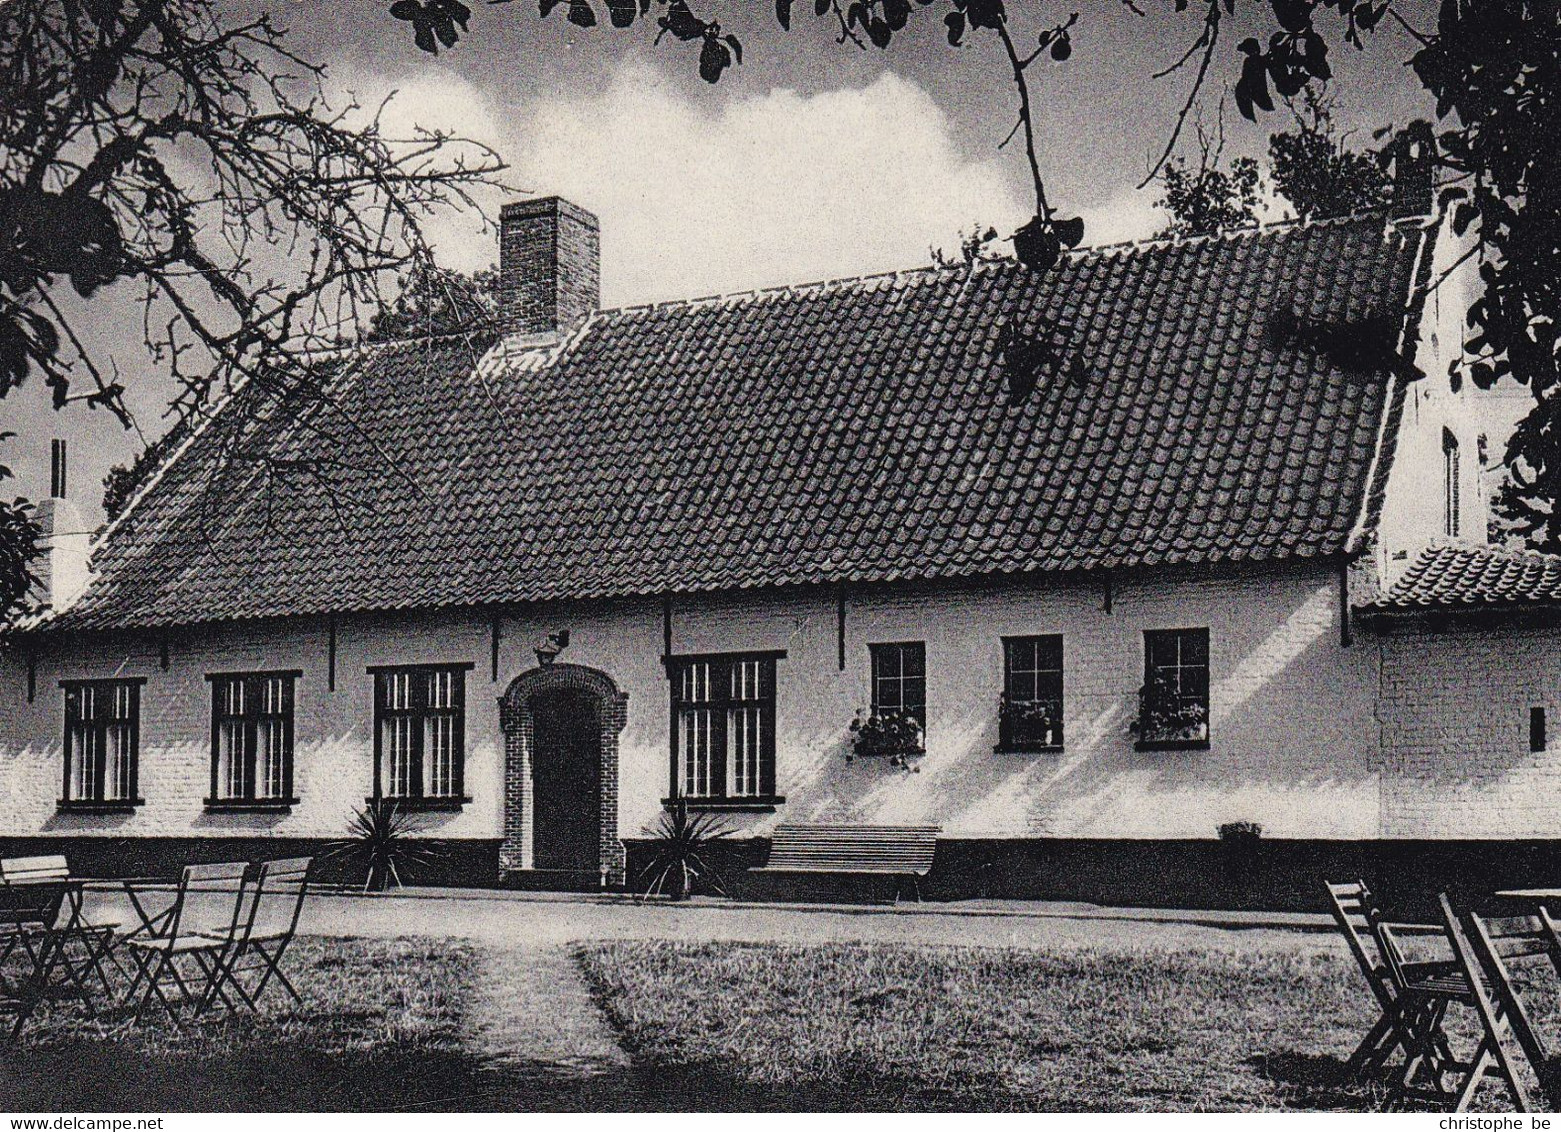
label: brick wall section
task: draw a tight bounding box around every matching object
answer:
[1376,624,1561,838]
[497,197,600,336]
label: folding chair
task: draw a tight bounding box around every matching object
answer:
[0,875,69,1039]
[1327,879,1492,1108]
[0,856,121,1007]
[121,862,250,1026]
[212,857,312,1012]
[1439,893,1561,1112]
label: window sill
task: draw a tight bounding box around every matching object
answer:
[56,799,145,814]
[203,799,298,814]
[662,796,786,814]
[367,796,472,813]
[1134,738,1211,752]
[993,745,1065,756]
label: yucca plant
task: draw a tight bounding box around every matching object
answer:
[327,798,445,892]
[637,801,734,902]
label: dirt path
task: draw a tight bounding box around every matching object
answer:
[464,943,630,1075]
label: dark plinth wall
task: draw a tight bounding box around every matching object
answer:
[7,834,1559,917]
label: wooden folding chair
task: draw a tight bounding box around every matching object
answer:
[1327,879,1492,1108]
[122,862,250,1026]
[1440,892,1561,1112]
[0,856,121,1007]
[211,857,312,1012]
[0,875,70,1039]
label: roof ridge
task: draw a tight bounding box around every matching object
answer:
[593,211,1405,320]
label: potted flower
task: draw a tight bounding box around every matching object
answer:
[1129,673,1209,746]
[848,708,924,769]
[998,693,1062,750]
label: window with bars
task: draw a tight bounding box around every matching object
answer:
[1139,628,1211,748]
[870,642,926,728]
[208,672,298,806]
[61,679,143,807]
[669,653,778,803]
[372,665,469,804]
[1001,635,1064,750]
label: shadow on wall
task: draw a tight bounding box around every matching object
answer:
[773,583,1382,840]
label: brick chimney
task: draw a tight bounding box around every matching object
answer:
[31,439,90,612]
[1389,120,1436,221]
[498,197,600,337]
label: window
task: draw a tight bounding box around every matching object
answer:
[669,653,779,804]
[371,665,470,805]
[870,642,926,728]
[61,679,143,807]
[1444,428,1461,538]
[1139,628,1210,748]
[208,672,298,806]
[1001,635,1064,751]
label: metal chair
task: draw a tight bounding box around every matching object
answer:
[210,857,312,1012]
[121,862,251,1025]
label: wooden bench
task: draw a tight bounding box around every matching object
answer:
[749,824,940,902]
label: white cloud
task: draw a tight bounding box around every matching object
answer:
[511,65,1028,306]
[1077,186,1168,248]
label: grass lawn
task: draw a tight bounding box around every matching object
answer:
[577,940,1432,1111]
[1,937,486,1111]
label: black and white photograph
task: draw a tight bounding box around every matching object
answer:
[0,0,1558,1115]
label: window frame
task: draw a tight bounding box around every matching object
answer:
[869,641,927,730]
[1137,627,1211,751]
[999,635,1064,752]
[205,670,301,810]
[368,663,473,810]
[664,649,784,812]
[59,677,146,811]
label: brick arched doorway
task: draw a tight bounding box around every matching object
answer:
[498,663,627,885]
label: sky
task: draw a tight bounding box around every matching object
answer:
[4,0,1443,529]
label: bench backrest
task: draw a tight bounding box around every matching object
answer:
[767,824,940,875]
[0,855,69,885]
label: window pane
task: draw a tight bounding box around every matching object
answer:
[680,707,713,796]
[256,718,285,799]
[217,719,245,799]
[728,705,761,798]
[104,722,132,801]
[424,714,455,797]
[900,644,925,678]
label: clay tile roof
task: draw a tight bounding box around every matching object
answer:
[1363,543,1561,612]
[51,213,1437,632]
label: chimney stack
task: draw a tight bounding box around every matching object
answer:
[498,197,600,337]
[1389,120,1436,222]
[32,439,90,612]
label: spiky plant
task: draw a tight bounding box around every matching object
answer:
[327,798,445,892]
[637,801,734,902]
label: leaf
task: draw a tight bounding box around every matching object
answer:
[884,0,911,30]
[659,0,706,40]
[724,33,742,63]
[1271,0,1311,33]
[607,0,638,25]
[944,9,965,44]
[412,18,436,53]
[699,34,732,82]
[867,15,891,46]
[815,0,829,13]
[390,0,422,19]
[539,0,565,15]
[776,0,792,28]
[567,0,596,27]
[1053,215,1085,248]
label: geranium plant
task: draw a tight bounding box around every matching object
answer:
[1129,673,1209,746]
[848,708,924,769]
[998,693,1062,750]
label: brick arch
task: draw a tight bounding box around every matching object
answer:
[498,663,627,884]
